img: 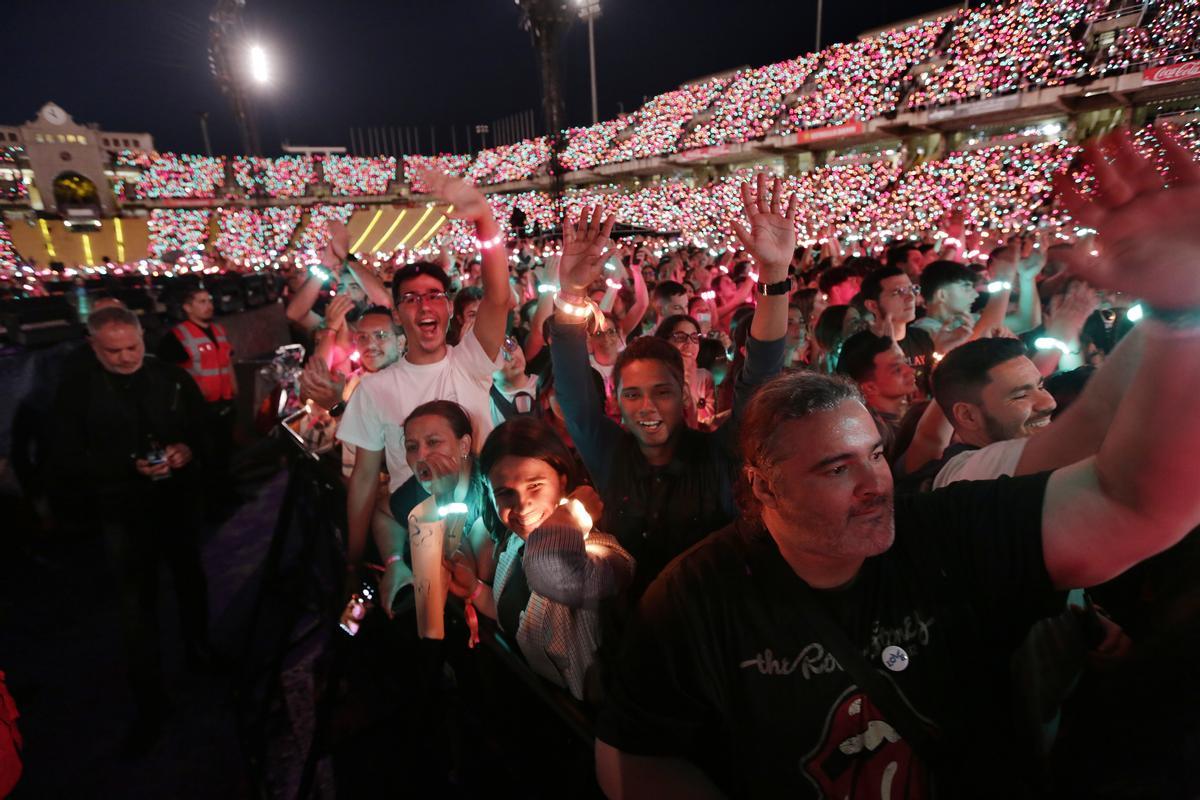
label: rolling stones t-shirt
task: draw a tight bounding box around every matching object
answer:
[596,473,1060,798]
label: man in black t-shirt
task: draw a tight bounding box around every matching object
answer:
[595,127,1200,798]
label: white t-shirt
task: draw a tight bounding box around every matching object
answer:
[336,332,503,493]
[932,438,1029,489]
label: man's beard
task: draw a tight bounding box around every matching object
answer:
[982,408,1051,443]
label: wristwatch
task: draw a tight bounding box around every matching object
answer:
[328,401,347,418]
[757,278,791,297]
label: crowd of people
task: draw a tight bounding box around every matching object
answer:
[9,117,1199,793]
[1095,0,1200,73]
[233,154,319,198]
[231,123,1200,795]
[905,0,1091,109]
[679,54,819,149]
[779,19,946,134]
[322,154,397,196]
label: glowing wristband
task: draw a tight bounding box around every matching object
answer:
[986,280,1012,293]
[1126,304,1144,323]
[932,351,945,363]
[437,502,468,517]
[700,290,716,301]
[942,236,963,248]
[1034,337,1072,354]
[476,230,504,250]
[538,283,556,294]
[308,265,331,283]
[553,292,594,320]
[747,269,760,283]
[558,497,593,536]
[384,553,403,567]
[605,278,622,290]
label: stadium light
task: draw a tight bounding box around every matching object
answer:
[576,0,601,124]
[249,44,270,85]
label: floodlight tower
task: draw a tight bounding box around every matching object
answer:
[514,0,574,215]
[209,0,261,155]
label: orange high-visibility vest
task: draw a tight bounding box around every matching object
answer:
[171,320,235,402]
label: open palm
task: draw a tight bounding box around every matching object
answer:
[731,172,799,282]
[1055,126,1200,310]
[559,205,616,295]
[418,169,491,223]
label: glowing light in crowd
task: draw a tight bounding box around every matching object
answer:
[907,0,1090,110]
[323,155,396,196]
[234,155,317,198]
[681,55,818,148]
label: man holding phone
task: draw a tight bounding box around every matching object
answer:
[51,307,213,754]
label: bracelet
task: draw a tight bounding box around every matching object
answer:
[476,230,505,250]
[468,580,483,602]
[384,553,402,567]
[553,291,596,321]
[757,278,791,297]
[1034,337,1078,355]
[986,280,1013,293]
[437,501,468,517]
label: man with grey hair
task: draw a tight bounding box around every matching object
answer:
[51,306,214,754]
[595,128,1200,796]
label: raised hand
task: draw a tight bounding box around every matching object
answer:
[731,172,799,282]
[328,220,351,260]
[415,452,463,504]
[318,242,342,273]
[299,358,345,409]
[559,205,616,296]
[1054,125,1200,310]
[1044,280,1099,342]
[418,169,492,223]
[324,294,355,331]
[1017,233,1047,280]
[869,308,895,339]
[934,312,976,353]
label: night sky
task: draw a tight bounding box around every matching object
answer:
[8,0,950,156]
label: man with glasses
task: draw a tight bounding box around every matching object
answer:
[337,171,510,571]
[861,265,970,396]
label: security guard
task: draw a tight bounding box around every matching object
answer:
[158,286,238,512]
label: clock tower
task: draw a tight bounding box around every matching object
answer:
[14,102,152,218]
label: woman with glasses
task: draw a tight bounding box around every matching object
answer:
[655,314,717,430]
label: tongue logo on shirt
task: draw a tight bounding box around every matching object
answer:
[802,690,927,799]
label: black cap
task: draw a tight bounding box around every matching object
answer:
[391,261,451,299]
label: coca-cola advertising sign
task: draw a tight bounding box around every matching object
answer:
[1143,62,1200,85]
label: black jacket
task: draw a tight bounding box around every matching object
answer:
[50,354,208,513]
